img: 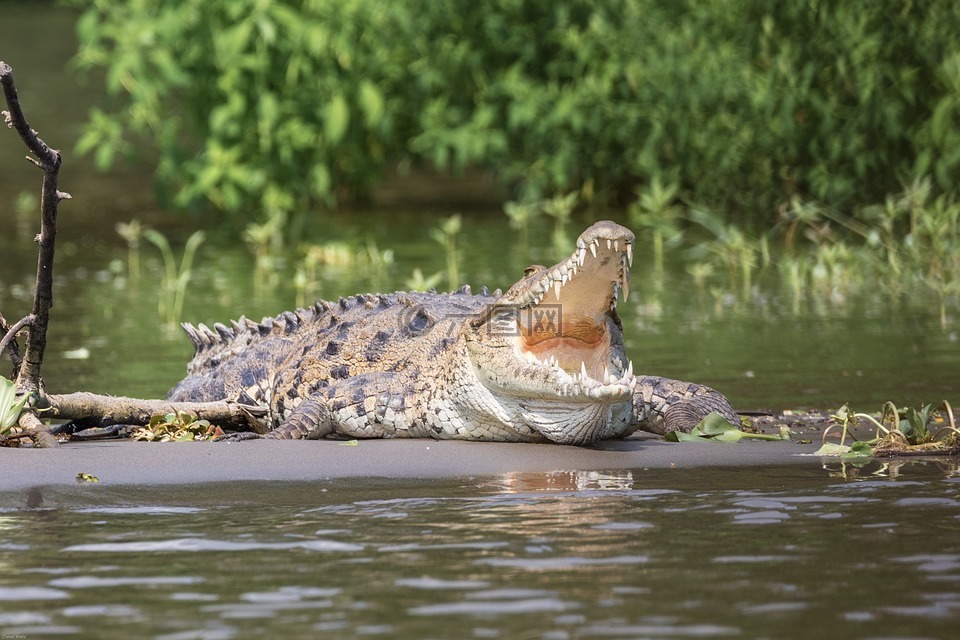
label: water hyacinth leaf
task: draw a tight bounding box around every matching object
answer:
[814,442,853,456]
[713,429,746,443]
[841,441,874,459]
[664,430,708,443]
[0,376,29,430]
[695,412,739,436]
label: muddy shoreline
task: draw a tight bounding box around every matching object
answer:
[0,411,848,490]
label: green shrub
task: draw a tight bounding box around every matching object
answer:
[71,0,960,227]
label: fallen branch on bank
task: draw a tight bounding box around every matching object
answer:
[42,393,269,433]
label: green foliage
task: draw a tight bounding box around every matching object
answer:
[70,0,960,227]
[115,219,144,282]
[664,411,791,443]
[132,411,223,442]
[429,214,463,291]
[629,178,683,280]
[143,228,205,327]
[816,401,959,458]
[0,376,28,433]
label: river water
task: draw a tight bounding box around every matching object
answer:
[3,463,960,639]
[2,5,960,639]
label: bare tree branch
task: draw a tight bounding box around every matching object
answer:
[1,60,71,398]
[0,313,34,362]
[0,311,26,377]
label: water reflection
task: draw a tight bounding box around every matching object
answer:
[492,469,637,493]
[821,457,960,481]
[1,464,960,638]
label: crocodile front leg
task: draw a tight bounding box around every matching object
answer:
[265,397,333,439]
[632,375,739,436]
[266,373,407,440]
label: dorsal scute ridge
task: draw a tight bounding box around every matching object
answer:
[180,286,488,367]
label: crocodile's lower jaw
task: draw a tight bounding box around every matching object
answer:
[518,399,633,445]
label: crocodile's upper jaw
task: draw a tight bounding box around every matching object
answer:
[467,221,636,441]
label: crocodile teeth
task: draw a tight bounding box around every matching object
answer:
[554,280,562,300]
[626,360,634,378]
[577,247,586,267]
[590,242,598,258]
[622,271,630,301]
[626,243,633,267]
[614,239,619,252]
[581,361,589,379]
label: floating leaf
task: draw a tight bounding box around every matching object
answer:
[842,441,874,459]
[694,412,739,436]
[664,430,708,443]
[76,473,100,483]
[814,442,852,456]
[339,440,359,447]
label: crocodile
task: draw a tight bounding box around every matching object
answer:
[167,221,739,444]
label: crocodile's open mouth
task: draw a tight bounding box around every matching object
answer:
[475,221,636,402]
[518,229,633,394]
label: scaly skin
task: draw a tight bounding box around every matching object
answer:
[167,221,739,444]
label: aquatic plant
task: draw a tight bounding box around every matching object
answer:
[244,214,286,291]
[144,229,206,327]
[404,268,443,292]
[628,178,683,281]
[429,214,462,291]
[503,200,540,247]
[115,218,143,282]
[14,190,37,218]
[131,411,223,442]
[0,375,28,434]
[294,239,395,306]
[817,401,960,458]
[665,412,791,443]
[687,208,759,300]
[542,191,578,248]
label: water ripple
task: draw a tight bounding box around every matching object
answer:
[63,537,363,553]
[476,555,648,569]
[0,586,69,600]
[409,597,576,616]
[576,623,741,637]
[395,578,491,590]
[75,506,205,515]
[49,576,204,588]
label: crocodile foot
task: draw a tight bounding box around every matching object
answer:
[662,391,740,434]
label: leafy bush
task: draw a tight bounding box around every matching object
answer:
[71,0,960,226]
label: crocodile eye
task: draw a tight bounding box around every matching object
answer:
[404,306,436,335]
